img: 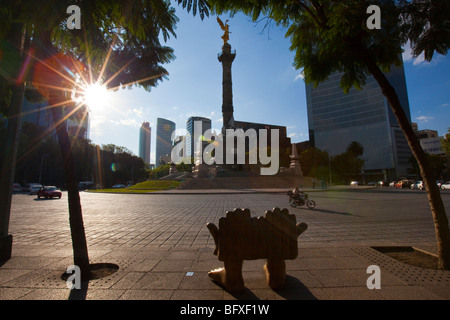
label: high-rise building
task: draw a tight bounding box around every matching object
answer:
[139,122,151,164]
[305,63,412,181]
[67,112,89,139]
[186,116,212,159]
[155,118,175,167]
[22,98,89,140]
[22,99,54,129]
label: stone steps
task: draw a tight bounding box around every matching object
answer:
[176,175,315,190]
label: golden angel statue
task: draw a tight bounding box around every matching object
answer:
[217,17,231,45]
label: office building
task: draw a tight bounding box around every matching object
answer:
[139,122,151,164]
[22,99,54,129]
[416,129,439,139]
[186,116,212,159]
[233,120,291,152]
[67,112,89,139]
[306,63,413,180]
[22,98,89,140]
[420,137,445,156]
[155,118,175,167]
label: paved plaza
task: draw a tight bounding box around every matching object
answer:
[1,187,450,303]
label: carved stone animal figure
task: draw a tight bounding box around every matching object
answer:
[207,207,308,292]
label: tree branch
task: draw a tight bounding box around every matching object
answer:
[297,0,329,29]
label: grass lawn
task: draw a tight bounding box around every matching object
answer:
[88,180,181,194]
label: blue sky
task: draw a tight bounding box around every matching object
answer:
[89,7,450,163]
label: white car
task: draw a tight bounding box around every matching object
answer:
[12,183,23,192]
[29,184,43,194]
[411,181,424,190]
[441,182,450,190]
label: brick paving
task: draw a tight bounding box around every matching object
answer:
[1,188,449,302]
[8,189,441,249]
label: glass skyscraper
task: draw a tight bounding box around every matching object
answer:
[306,63,412,181]
[21,98,89,140]
[139,122,151,165]
[186,116,212,159]
[155,118,175,167]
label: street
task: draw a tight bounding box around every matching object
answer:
[9,188,450,250]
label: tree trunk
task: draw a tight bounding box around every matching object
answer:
[360,48,450,270]
[35,31,91,279]
[49,96,91,280]
[0,22,26,260]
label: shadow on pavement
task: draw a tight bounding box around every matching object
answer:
[274,275,318,300]
[68,282,89,300]
[228,288,260,300]
[223,276,317,300]
[293,206,353,216]
[309,208,353,216]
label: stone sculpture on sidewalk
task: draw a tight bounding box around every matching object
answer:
[207,207,308,292]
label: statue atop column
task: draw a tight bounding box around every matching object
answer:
[217,17,236,133]
[217,17,231,45]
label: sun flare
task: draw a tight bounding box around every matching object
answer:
[82,83,110,111]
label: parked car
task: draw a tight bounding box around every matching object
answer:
[441,181,450,190]
[78,181,94,190]
[395,180,412,189]
[37,186,62,199]
[411,180,425,190]
[23,183,34,193]
[389,181,397,187]
[350,181,360,186]
[12,183,23,192]
[112,184,126,189]
[376,181,388,187]
[29,184,43,194]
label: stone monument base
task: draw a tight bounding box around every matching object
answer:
[193,163,217,178]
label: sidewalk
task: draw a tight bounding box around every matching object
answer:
[1,242,449,301]
[1,187,449,302]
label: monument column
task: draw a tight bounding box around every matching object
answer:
[218,43,236,132]
[216,18,238,171]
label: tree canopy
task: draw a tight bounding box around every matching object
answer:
[0,0,213,114]
[207,0,449,91]
[0,0,213,275]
